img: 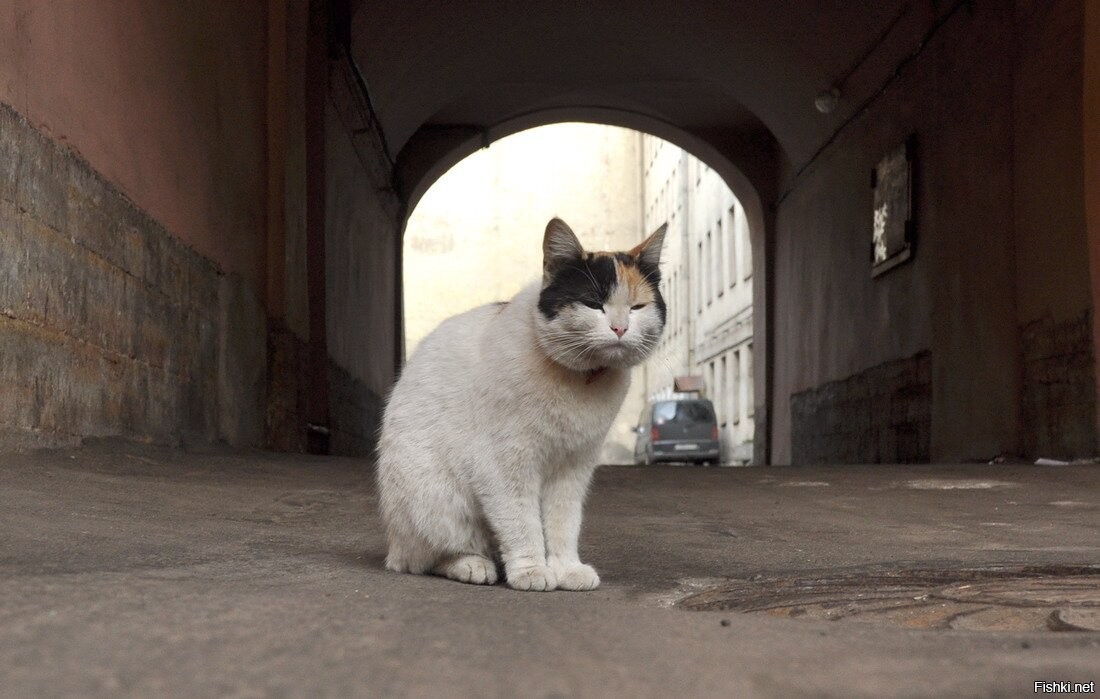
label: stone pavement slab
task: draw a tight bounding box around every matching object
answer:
[1,441,1097,697]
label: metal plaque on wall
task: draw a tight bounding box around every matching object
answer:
[871,138,915,277]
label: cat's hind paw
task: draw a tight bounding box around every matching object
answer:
[549,561,600,591]
[434,554,498,585]
[506,564,558,591]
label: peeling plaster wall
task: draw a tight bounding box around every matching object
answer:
[0,3,283,452]
[0,1,269,290]
[0,103,266,449]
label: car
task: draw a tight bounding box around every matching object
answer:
[633,398,721,466]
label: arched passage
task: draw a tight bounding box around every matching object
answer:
[1,0,1091,465]
[399,115,773,464]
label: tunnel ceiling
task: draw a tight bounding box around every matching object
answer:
[352,0,938,202]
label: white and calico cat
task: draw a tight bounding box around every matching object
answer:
[378,217,666,591]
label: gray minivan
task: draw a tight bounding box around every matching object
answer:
[633,398,721,465]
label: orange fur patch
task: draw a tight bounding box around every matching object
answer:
[585,251,656,304]
[617,260,655,303]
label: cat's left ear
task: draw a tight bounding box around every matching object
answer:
[543,217,584,283]
[630,223,668,270]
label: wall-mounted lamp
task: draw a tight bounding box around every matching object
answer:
[814,87,841,114]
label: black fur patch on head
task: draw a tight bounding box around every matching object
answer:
[652,288,667,326]
[537,254,618,319]
[635,255,661,286]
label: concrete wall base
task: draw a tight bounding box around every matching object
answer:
[1021,310,1097,459]
[328,361,382,457]
[265,322,309,453]
[791,352,931,465]
[0,98,385,456]
[0,99,267,450]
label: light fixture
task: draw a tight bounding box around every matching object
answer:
[814,87,840,114]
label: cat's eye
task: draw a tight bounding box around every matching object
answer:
[582,300,604,311]
[631,304,647,310]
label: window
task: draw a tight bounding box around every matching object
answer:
[667,271,674,334]
[697,242,704,314]
[654,400,715,425]
[719,355,727,427]
[745,344,754,418]
[742,211,753,281]
[677,267,683,334]
[707,361,715,400]
[732,349,741,425]
[673,270,680,335]
[715,217,724,296]
[705,231,713,305]
[728,206,739,286]
[653,401,676,423]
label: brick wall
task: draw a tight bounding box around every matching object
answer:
[791,352,931,464]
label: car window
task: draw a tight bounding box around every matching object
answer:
[652,401,715,425]
[678,401,715,424]
[653,402,677,424]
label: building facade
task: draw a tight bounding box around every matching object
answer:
[640,136,755,464]
[403,123,648,464]
[403,125,756,465]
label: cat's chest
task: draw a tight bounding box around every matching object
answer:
[522,370,628,440]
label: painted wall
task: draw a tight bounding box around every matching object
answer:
[1089,0,1100,437]
[0,0,384,454]
[1013,2,1094,458]
[0,2,279,452]
[0,1,269,292]
[0,102,267,450]
[324,102,398,454]
[771,1,1093,463]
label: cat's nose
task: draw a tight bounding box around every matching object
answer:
[611,325,627,338]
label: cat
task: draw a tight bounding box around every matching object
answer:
[377,217,667,591]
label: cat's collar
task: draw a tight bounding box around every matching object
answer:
[584,366,608,385]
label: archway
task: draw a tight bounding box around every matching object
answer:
[401,120,770,464]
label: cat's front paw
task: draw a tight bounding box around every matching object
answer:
[434,554,498,585]
[506,564,558,591]
[549,559,600,591]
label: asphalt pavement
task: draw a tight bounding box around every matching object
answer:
[1,440,1097,697]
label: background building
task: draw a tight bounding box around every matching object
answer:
[641,136,756,464]
[406,126,756,465]
[403,123,647,464]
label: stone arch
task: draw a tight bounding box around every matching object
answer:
[398,108,775,462]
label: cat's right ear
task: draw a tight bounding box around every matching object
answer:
[543,218,584,284]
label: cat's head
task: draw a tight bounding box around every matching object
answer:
[535,218,667,371]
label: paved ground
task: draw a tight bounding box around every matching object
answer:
[1,441,1098,697]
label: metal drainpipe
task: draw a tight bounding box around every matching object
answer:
[681,148,693,375]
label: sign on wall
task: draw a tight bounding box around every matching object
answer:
[871,138,915,277]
